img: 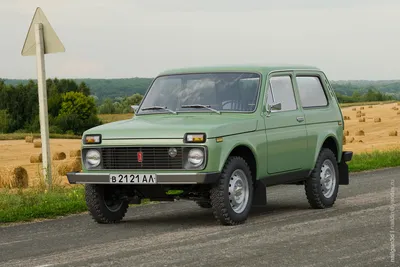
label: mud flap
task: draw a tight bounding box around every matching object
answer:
[252,180,267,206]
[338,161,349,185]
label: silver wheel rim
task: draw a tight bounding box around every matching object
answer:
[228,169,249,214]
[320,159,336,198]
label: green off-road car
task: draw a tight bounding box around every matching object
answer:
[67,65,353,225]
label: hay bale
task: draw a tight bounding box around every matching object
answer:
[344,116,351,120]
[0,166,29,188]
[52,152,66,161]
[397,111,400,115]
[358,140,364,143]
[374,117,381,122]
[344,130,350,136]
[30,153,42,163]
[360,107,364,110]
[356,114,361,118]
[343,135,346,145]
[359,118,365,122]
[25,136,34,143]
[393,107,399,111]
[352,108,356,111]
[361,112,366,116]
[69,157,82,172]
[33,140,42,148]
[389,130,398,136]
[356,130,365,136]
[368,105,373,108]
[57,163,70,176]
[356,111,361,114]
[69,149,81,158]
[349,137,355,143]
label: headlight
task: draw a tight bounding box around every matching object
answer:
[86,149,101,168]
[187,148,204,167]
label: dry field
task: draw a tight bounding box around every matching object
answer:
[342,102,400,153]
[0,139,81,188]
[1,103,400,188]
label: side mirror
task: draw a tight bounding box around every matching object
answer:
[266,102,282,114]
[131,105,139,113]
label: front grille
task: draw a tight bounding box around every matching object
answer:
[101,147,184,170]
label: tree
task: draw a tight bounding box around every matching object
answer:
[60,91,97,120]
[0,109,10,133]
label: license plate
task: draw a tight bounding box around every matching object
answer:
[109,174,157,184]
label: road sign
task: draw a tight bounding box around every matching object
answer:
[21,7,65,56]
[21,7,65,188]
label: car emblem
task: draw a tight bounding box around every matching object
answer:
[137,151,143,163]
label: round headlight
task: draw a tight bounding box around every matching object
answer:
[188,148,204,167]
[86,149,101,167]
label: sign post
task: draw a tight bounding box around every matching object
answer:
[21,7,65,188]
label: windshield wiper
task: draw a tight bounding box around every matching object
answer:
[181,104,221,114]
[141,106,177,114]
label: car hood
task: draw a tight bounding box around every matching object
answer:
[86,114,258,139]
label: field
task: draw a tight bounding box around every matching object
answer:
[1,103,400,189]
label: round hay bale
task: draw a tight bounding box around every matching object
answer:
[349,137,355,143]
[344,116,351,120]
[344,130,350,136]
[361,112,366,116]
[368,105,373,108]
[358,140,364,143]
[57,163,70,176]
[33,140,42,148]
[374,117,381,122]
[359,118,365,122]
[356,130,365,136]
[356,114,361,118]
[0,166,29,188]
[69,157,82,172]
[25,136,34,143]
[397,111,400,115]
[352,108,356,111]
[69,149,81,158]
[393,107,399,111]
[52,152,66,161]
[389,130,398,136]
[30,153,42,163]
[343,135,346,145]
[360,107,364,110]
[356,111,361,114]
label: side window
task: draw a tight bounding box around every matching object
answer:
[296,76,328,108]
[267,76,297,111]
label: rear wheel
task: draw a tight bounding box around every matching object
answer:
[85,184,129,224]
[210,156,253,225]
[305,148,339,209]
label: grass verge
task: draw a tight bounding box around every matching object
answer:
[348,149,400,172]
[0,150,399,224]
[0,186,87,224]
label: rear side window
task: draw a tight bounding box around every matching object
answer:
[267,76,297,111]
[296,76,328,108]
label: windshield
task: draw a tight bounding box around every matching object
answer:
[137,72,261,114]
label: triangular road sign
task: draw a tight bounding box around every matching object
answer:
[21,7,65,56]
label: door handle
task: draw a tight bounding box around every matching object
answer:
[296,116,304,122]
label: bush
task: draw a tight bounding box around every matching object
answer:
[0,109,10,133]
[49,125,64,134]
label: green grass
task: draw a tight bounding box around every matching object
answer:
[339,100,397,108]
[348,149,400,172]
[0,186,87,224]
[0,133,81,140]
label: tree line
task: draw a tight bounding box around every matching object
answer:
[0,79,100,134]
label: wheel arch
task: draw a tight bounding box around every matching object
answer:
[313,135,340,166]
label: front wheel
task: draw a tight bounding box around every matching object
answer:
[305,148,339,209]
[210,156,253,225]
[85,184,129,224]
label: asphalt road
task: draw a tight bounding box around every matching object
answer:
[0,168,399,267]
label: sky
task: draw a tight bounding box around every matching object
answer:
[1,0,399,80]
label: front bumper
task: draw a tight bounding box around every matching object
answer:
[66,172,221,185]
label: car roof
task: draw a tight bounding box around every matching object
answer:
[158,64,320,76]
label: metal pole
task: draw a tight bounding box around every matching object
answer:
[34,23,52,188]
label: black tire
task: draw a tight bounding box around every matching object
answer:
[85,184,129,224]
[196,201,212,209]
[305,148,339,209]
[210,156,253,225]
